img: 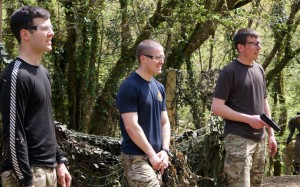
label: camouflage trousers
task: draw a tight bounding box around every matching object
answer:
[295,134,300,165]
[284,139,295,175]
[224,134,266,187]
[1,166,57,187]
[121,153,162,187]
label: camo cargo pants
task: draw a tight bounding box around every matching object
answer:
[1,166,57,187]
[295,134,300,166]
[284,139,295,175]
[121,153,162,187]
[293,134,300,174]
[224,134,266,187]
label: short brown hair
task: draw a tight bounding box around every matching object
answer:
[233,28,259,50]
[136,40,163,62]
[10,6,50,43]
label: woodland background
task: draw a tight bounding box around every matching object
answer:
[0,0,300,185]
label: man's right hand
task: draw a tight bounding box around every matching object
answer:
[148,154,163,171]
[247,115,266,129]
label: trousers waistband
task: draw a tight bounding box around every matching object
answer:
[121,152,148,159]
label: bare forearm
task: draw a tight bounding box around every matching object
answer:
[267,126,274,137]
[121,113,156,157]
[211,98,266,130]
[264,99,271,116]
[161,122,171,149]
[264,99,275,137]
[126,124,156,157]
[211,99,251,124]
[161,111,171,149]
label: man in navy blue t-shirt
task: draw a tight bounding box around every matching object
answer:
[116,40,171,186]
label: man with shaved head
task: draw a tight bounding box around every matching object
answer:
[116,40,171,186]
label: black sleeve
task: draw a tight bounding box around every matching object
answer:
[56,144,68,164]
[1,76,33,186]
[287,120,296,142]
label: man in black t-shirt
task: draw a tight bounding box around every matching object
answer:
[211,28,277,186]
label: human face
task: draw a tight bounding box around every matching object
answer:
[27,18,54,54]
[142,46,165,76]
[242,37,261,61]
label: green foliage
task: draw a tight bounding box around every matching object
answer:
[1,0,300,183]
[1,0,299,143]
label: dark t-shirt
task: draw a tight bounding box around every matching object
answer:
[288,116,300,137]
[213,59,266,142]
[116,72,167,155]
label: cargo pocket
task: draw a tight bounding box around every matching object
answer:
[1,170,18,186]
[128,158,157,183]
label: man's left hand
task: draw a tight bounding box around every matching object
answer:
[268,136,277,157]
[157,151,169,174]
[57,163,72,187]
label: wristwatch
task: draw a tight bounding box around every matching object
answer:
[162,148,173,157]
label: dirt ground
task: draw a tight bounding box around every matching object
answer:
[262,175,300,187]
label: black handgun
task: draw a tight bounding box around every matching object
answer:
[260,113,281,132]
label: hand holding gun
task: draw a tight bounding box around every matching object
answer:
[260,113,281,132]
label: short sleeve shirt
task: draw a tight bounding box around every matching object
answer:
[213,60,266,141]
[116,72,167,155]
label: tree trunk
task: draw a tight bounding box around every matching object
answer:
[81,8,99,133]
[0,0,2,43]
[278,72,287,135]
[272,72,287,136]
[63,1,78,130]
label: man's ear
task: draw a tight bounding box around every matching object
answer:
[139,55,146,63]
[20,29,30,42]
[237,43,244,52]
